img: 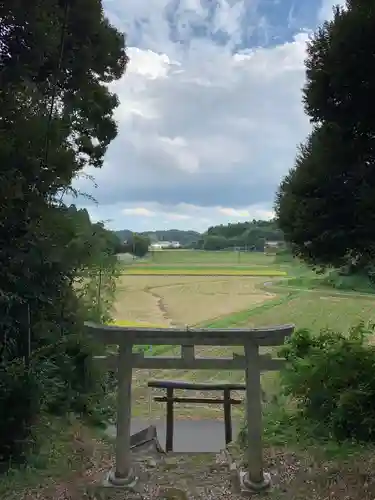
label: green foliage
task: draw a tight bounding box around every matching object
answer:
[280,322,375,441]
[201,235,230,251]
[33,334,114,426]
[321,269,375,293]
[276,1,375,269]
[118,233,150,258]
[0,0,127,468]
[0,362,41,467]
[273,248,295,263]
[77,262,119,324]
[193,219,283,251]
[115,221,283,252]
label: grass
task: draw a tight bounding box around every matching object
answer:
[8,410,375,500]
[110,320,174,356]
[234,403,375,500]
[215,292,375,332]
[275,269,375,294]
[122,267,287,276]
[8,250,375,499]
[145,249,274,265]
[113,275,273,327]
[112,251,375,420]
[199,292,298,329]
[0,415,112,500]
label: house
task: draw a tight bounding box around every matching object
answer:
[149,241,181,250]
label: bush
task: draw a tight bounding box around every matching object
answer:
[0,361,41,468]
[280,322,375,441]
[321,269,375,293]
[33,334,113,426]
[0,333,114,468]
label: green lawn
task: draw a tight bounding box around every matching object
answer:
[121,266,287,276]
[135,249,275,266]
[121,249,307,277]
[202,289,375,333]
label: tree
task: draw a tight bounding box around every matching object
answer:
[0,0,126,357]
[0,0,127,463]
[194,220,283,251]
[276,1,375,268]
[120,233,150,258]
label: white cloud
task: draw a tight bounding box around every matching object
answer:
[77,35,309,206]
[218,207,250,218]
[318,0,346,22]
[218,207,274,219]
[73,0,339,231]
[121,204,193,221]
[122,207,156,217]
[87,201,275,232]
[167,213,192,220]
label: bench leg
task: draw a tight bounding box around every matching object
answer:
[223,388,232,445]
[166,387,174,452]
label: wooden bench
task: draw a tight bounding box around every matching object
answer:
[148,379,246,452]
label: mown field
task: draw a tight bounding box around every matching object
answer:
[136,249,274,265]
[122,249,288,275]
[112,250,375,420]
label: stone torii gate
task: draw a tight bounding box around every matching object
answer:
[85,322,294,496]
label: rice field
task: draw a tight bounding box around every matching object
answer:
[113,275,274,327]
[110,250,375,420]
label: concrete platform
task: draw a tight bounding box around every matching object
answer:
[106,419,240,453]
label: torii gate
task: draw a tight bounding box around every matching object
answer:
[85,322,293,496]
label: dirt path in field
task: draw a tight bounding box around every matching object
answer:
[144,285,178,327]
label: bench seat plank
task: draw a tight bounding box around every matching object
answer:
[147,379,246,391]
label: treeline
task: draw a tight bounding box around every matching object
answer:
[114,233,151,257]
[190,220,283,251]
[1,0,126,469]
[114,221,284,254]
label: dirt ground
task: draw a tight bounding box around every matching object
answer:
[22,429,375,500]
[113,275,274,327]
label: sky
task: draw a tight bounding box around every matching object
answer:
[73,0,345,233]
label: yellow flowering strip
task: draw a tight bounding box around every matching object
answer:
[123,268,287,276]
[109,319,167,328]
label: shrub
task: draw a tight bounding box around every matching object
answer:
[280,322,375,441]
[0,361,41,468]
[321,269,375,293]
[33,333,113,426]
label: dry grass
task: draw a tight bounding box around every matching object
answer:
[113,275,274,327]
[142,445,375,500]
[112,275,279,420]
[13,429,375,500]
[0,417,113,500]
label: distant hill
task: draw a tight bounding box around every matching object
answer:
[114,229,201,247]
